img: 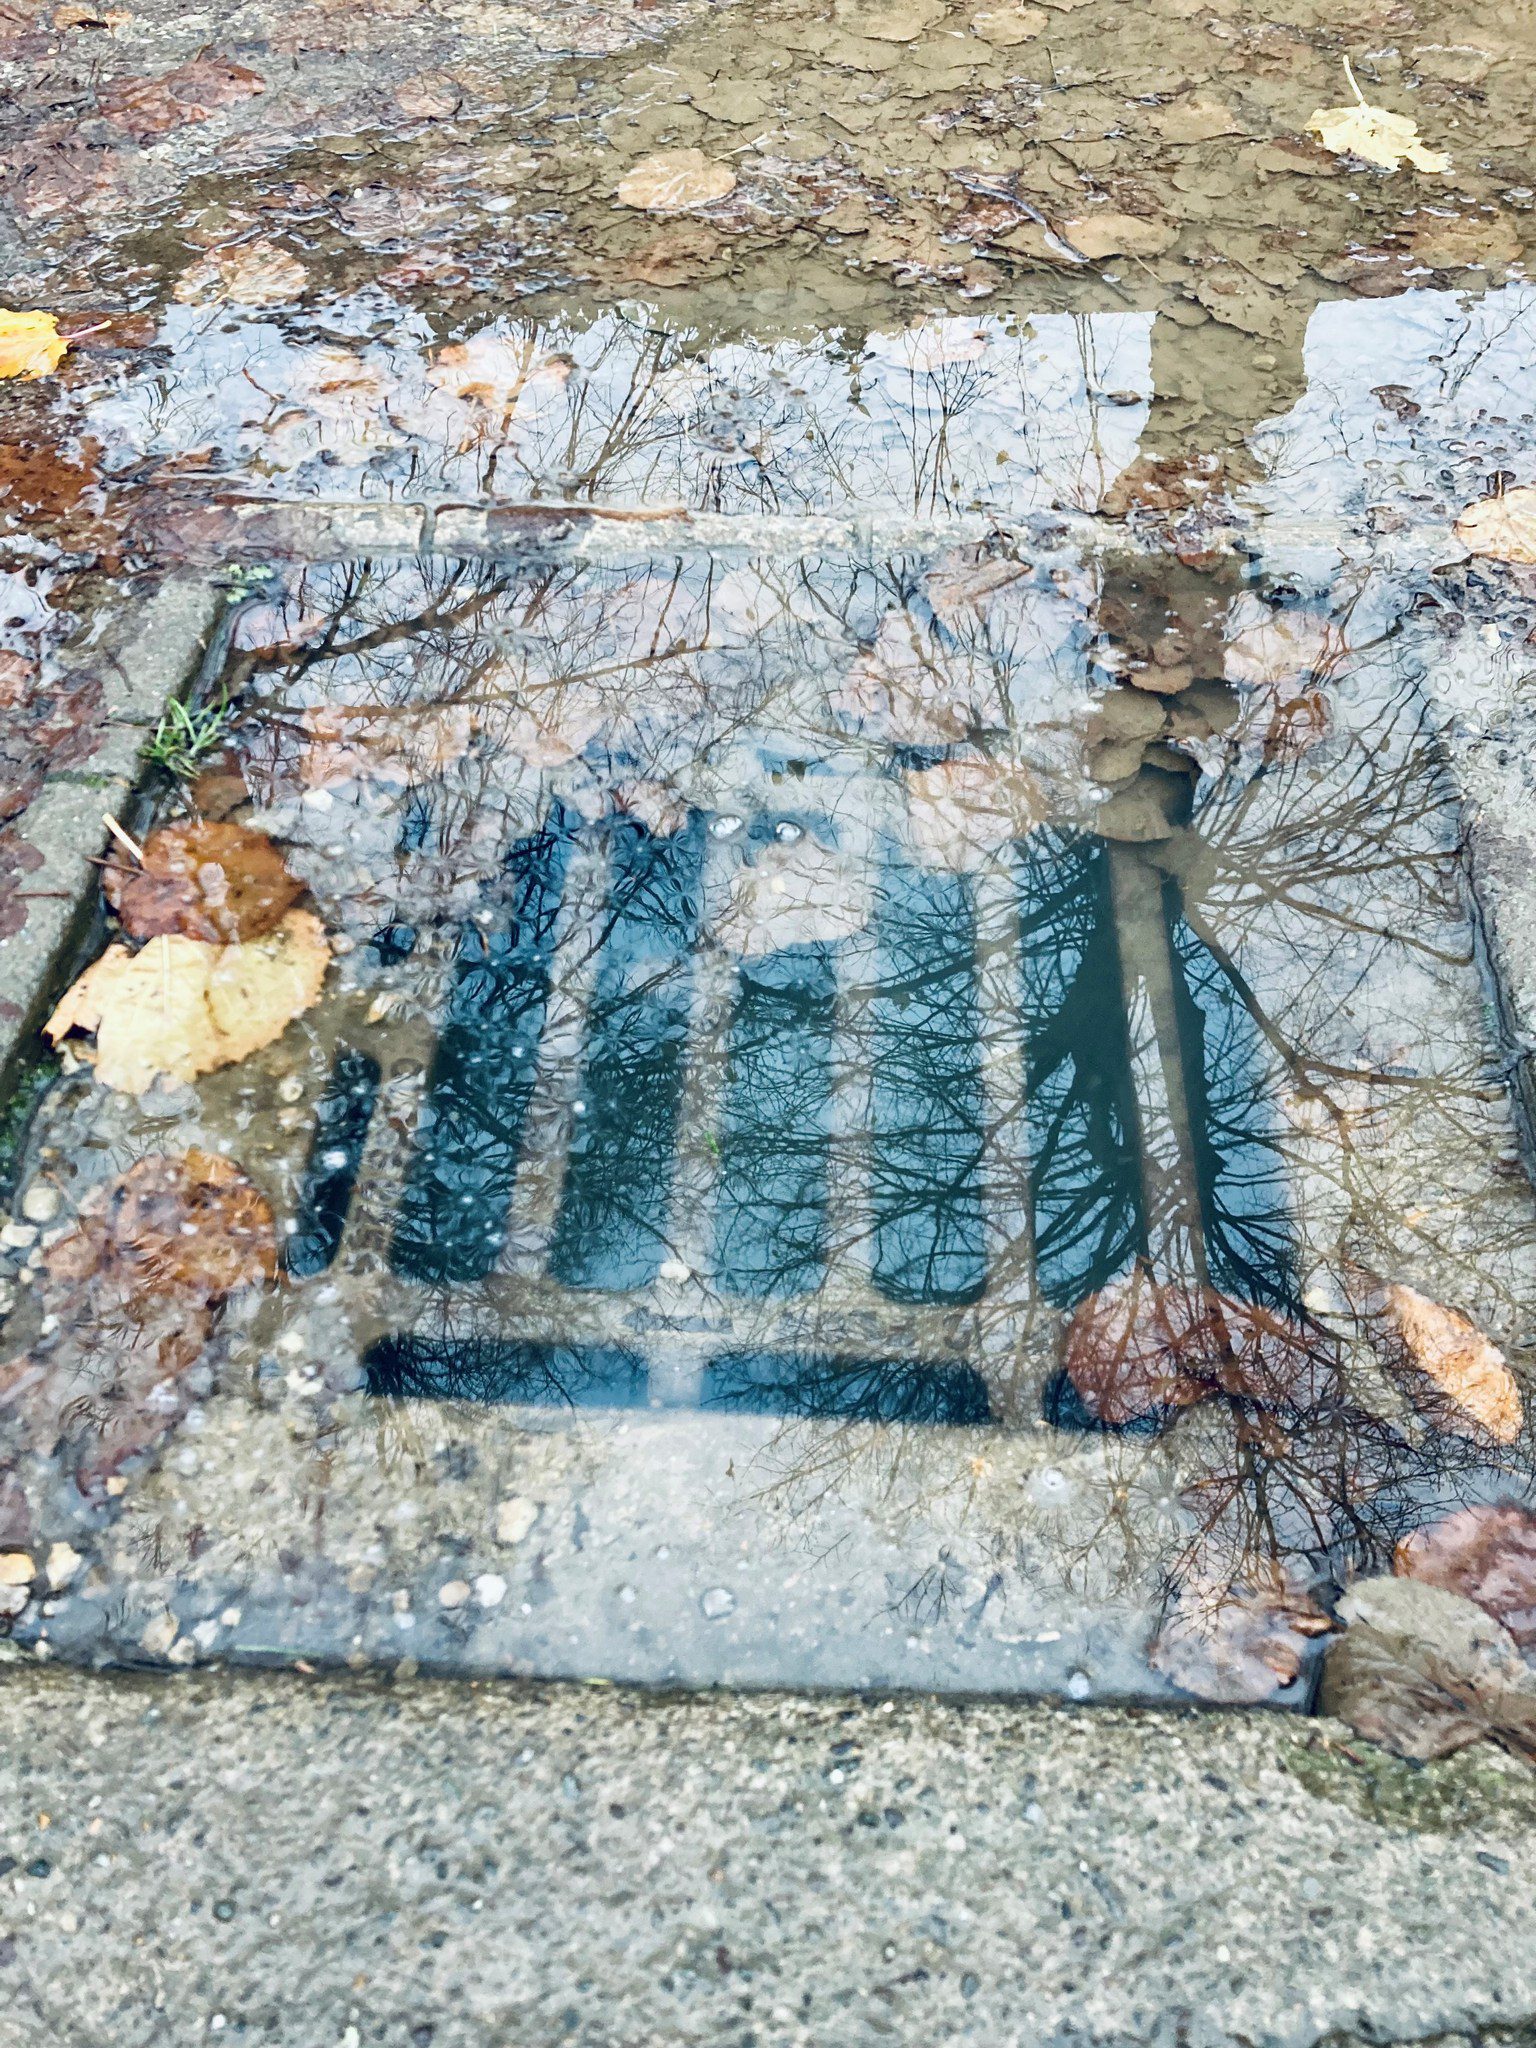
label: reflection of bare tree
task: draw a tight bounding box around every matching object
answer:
[219,546,1536,1687]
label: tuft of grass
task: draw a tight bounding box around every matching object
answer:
[144,690,231,781]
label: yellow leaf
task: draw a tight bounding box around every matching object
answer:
[1307,62,1449,173]
[0,310,68,381]
[45,910,330,1095]
[616,150,736,215]
[206,911,330,1064]
[1455,484,1536,565]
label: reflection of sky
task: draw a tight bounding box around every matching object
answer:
[1252,283,1536,525]
[88,303,1153,516]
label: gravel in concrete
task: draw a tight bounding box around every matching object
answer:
[0,1664,1534,2047]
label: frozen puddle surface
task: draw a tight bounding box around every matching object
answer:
[7,519,1536,1703]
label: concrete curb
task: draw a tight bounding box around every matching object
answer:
[0,576,229,1105]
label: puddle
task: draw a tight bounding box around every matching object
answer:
[4,525,1536,1700]
[5,0,1536,1702]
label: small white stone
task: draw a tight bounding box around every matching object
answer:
[0,1552,33,1587]
[140,1611,178,1657]
[220,1607,242,1629]
[472,1574,507,1609]
[437,1579,471,1610]
[19,1183,60,1225]
[0,1221,37,1250]
[45,1542,81,1591]
[276,1074,305,1105]
[700,1586,736,1620]
[658,1258,691,1283]
[495,1497,539,1546]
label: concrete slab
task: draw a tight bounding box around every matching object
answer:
[0,1662,1533,2048]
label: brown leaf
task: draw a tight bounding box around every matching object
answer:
[1372,1283,1522,1447]
[46,1147,277,1303]
[173,238,309,307]
[1396,1503,1536,1651]
[1456,485,1536,567]
[1150,1566,1333,1704]
[1321,1575,1536,1762]
[616,150,737,214]
[103,820,304,943]
[97,55,265,141]
[1,1150,273,1498]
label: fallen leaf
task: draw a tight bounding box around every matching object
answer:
[103,820,305,943]
[45,908,329,1094]
[303,703,474,787]
[1455,485,1536,567]
[616,150,737,214]
[0,1149,272,1498]
[970,4,1046,42]
[96,55,264,140]
[1150,1566,1333,1704]
[834,0,947,36]
[1396,1503,1536,1651]
[1061,1263,1215,1424]
[1223,606,1342,689]
[429,334,572,422]
[173,238,309,307]
[1372,1283,1522,1447]
[1321,1574,1536,1762]
[1409,211,1520,270]
[46,1148,277,1302]
[1307,66,1450,174]
[0,310,68,381]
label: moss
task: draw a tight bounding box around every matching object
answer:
[1287,1727,1536,1836]
[0,1045,59,1205]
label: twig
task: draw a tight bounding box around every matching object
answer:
[102,814,146,865]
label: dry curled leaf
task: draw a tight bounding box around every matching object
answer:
[0,309,68,381]
[1307,69,1450,175]
[45,908,329,1094]
[1455,485,1536,567]
[616,150,736,214]
[104,820,304,943]
[1150,1567,1333,1704]
[1396,1503,1536,1651]
[1373,1283,1522,1447]
[1321,1575,1536,1762]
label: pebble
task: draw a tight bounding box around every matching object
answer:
[19,1183,59,1225]
[472,1574,507,1609]
[0,1221,37,1251]
[44,1543,81,1591]
[140,1611,179,1657]
[437,1579,471,1610]
[700,1586,736,1620]
[495,1497,539,1546]
[0,1553,33,1587]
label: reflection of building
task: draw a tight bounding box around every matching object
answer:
[283,776,1298,1435]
